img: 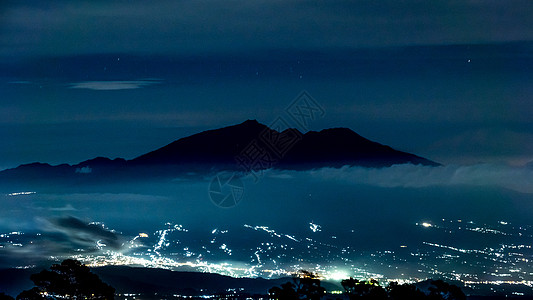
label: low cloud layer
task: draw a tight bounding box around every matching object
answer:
[271,163,533,194]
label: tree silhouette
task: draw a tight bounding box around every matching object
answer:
[340,278,466,300]
[386,282,426,300]
[15,288,42,300]
[269,282,299,300]
[0,293,14,300]
[16,259,115,300]
[341,278,387,300]
[428,280,466,300]
[265,275,467,300]
[294,270,326,300]
[269,270,325,300]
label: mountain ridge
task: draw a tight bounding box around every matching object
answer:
[0,120,439,184]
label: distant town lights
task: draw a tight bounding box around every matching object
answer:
[327,270,349,281]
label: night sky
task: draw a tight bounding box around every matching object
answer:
[1,0,533,170]
[3,2,533,290]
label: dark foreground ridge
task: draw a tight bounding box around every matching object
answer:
[0,120,439,185]
[1,262,527,300]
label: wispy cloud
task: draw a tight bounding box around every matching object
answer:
[69,80,159,90]
[48,204,78,212]
[270,163,533,194]
[2,1,533,58]
[0,217,127,266]
[31,204,79,212]
[44,216,124,250]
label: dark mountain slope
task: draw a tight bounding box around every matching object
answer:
[0,120,438,186]
[131,120,437,169]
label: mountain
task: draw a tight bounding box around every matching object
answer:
[0,265,343,298]
[0,120,438,184]
[132,119,271,167]
[92,266,342,296]
[132,119,437,168]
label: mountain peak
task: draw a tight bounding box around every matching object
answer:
[0,120,439,182]
[240,119,261,126]
[225,119,268,132]
[132,120,438,168]
[315,127,361,136]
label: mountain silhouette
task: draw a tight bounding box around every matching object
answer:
[132,119,270,167]
[132,119,436,169]
[0,266,343,297]
[0,120,438,184]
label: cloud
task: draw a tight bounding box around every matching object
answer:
[0,217,127,266]
[48,204,78,212]
[69,80,159,90]
[8,81,32,84]
[30,204,79,212]
[75,166,92,174]
[2,0,533,58]
[271,163,533,194]
[42,216,124,250]
[37,193,170,202]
